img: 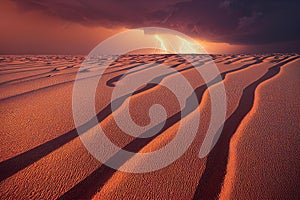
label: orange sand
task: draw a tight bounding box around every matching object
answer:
[0,54,299,199]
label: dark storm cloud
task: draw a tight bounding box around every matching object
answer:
[13,0,300,45]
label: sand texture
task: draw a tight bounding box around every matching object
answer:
[0,54,299,199]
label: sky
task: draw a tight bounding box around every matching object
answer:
[1,0,300,54]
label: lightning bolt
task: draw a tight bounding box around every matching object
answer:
[154,34,201,54]
[176,36,199,54]
[155,34,168,52]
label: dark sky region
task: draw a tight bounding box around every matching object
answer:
[1,0,300,54]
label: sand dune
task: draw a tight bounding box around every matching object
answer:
[219,59,300,200]
[0,54,299,199]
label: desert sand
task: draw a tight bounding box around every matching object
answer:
[0,54,299,199]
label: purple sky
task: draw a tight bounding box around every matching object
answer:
[1,0,300,54]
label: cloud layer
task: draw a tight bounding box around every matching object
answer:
[13,0,300,46]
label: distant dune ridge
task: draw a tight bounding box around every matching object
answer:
[0,54,299,199]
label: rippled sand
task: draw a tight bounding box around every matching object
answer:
[0,54,299,199]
